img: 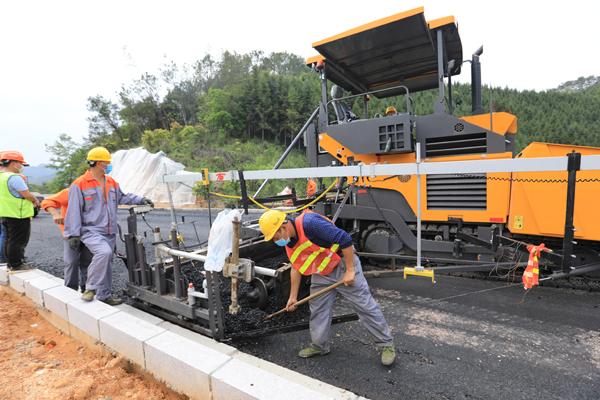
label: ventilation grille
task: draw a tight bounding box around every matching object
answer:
[378,123,406,152]
[427,174,487,210]
[425,132,487,157]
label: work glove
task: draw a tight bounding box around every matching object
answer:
[68,236,81,251]
[141,197,154,208]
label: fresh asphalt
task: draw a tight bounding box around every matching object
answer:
[27,209,600,400]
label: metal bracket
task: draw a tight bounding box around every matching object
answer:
[223,258,254,283]
[201,168,210,186]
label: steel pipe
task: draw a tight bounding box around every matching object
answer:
[254,266,278,277]
[157,244,207,262]
[157,244,278,277]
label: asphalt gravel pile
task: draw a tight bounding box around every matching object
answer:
[179,254,311,335]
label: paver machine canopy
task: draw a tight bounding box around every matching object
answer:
[308,6,463,98]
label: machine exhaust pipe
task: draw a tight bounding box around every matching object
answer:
[471,45,484,115]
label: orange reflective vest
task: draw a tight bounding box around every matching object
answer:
[523,243,545,290]
[285,212,342,276]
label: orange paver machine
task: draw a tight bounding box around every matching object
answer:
[295,7,600,277]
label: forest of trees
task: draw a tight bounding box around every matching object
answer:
[44,50,600,196]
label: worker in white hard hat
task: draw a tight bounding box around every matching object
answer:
[64,147,153,305]
[259,209,396,366]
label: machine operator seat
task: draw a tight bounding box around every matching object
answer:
[330,85,357,124]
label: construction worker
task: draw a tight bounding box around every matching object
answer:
[385,105,397,116]
[306,178,317,198]
[42,189,91,292]
[0,151,40,270]
[64,146,153,305]
[0,214,5,264]
[0,152,7,264]
[258,209,396,366]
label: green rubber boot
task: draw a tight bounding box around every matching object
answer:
[81,290,96,302]
[381,346,396,366]
[100,297,123,306]
[298,346,330,358]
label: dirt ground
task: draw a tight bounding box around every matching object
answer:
[0,288,189,400]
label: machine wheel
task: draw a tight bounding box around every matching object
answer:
[246,277,269,309]
[360,223,404,267]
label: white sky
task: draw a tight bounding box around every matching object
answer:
[1,0,598,165]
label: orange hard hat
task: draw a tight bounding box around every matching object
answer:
[1,150,29,166]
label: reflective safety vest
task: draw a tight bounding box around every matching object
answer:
[523,243,545,290]
[0,171,34,219]
[285,212,342,276]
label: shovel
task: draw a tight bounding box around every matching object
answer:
[263,280,345,320]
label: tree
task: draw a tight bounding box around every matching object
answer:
[87,95,122,148]
[45,134,89,192]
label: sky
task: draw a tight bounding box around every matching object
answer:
[1,0,599,166]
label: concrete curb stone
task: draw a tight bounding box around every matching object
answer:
[99,311,166,367]
[24,276,62,306]
[3,268,363,400]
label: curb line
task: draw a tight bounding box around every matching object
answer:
[0,264,362,400]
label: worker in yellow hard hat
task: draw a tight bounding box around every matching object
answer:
[385,105,397,116]
[258,209,396,366]
[63,146,153,305]
[0,151,40,270]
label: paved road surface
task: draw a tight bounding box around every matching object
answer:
[27,209,600,400]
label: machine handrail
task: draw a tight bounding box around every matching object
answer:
[326,84,412,118]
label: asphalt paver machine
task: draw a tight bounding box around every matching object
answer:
[298,7,600,276]
[122,7,600,340]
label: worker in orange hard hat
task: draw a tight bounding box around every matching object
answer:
[306,178,317,198]
[0,151,40,270]
[385,106,397,116]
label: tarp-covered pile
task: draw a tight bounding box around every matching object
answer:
[110,147,196,207]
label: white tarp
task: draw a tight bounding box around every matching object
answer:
[110,147,196,206]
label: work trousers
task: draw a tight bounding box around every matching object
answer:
[82,233,116,300]
[1,217,31,269]
[309,254,393,352]
[63,240,91,291]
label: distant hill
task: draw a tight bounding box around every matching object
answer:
[23,165,57,185]
[555,76,600,93]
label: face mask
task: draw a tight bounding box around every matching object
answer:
[275,237,290,247]
[104,164,113,174]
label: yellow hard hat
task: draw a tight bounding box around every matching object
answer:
[87,147,112,162]
[258,210,286,241]
[385,106,397,115]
